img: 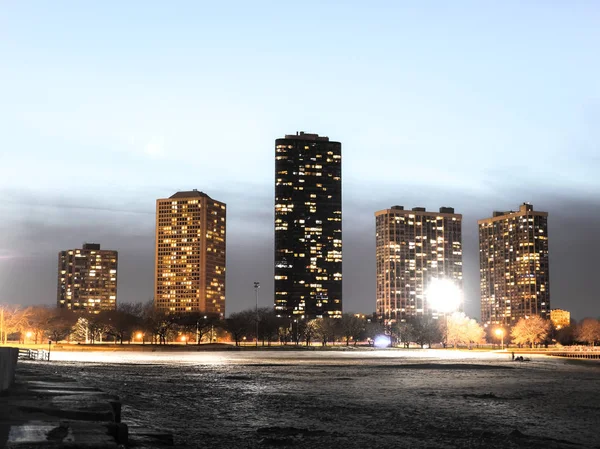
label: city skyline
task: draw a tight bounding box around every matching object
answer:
[1,2,599,320]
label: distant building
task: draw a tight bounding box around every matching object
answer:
[155,190,226,315]
[375,206,463,322]
[274,132,342,318]
[57,243,118,313]
[479,203,550,326]
[551,309,570,329]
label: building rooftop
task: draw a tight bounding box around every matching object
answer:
[380,206,457,215]
[281,131,331,142]
[484,203,546,221]
[169,189,211,199]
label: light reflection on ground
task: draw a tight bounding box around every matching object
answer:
[51,348,508,365]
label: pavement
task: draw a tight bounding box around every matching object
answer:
[0,361,176,448]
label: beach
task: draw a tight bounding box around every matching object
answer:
[26,350,600,448]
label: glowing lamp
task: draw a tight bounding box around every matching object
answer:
[374,335,391,348]
[136,332,143,339]
[426,278,462,313]
[25,331,33,338]
[495,329,504,337]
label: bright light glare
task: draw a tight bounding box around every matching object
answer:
[374,335,391,348]
[426,278,462,313]
[495,329,504,336]
[26,331,33,338]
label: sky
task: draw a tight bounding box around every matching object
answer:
[1,1,599,320]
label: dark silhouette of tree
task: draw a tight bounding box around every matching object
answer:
[339,314,364,346]
[364,320,385,346]
[224,311,254,346]
[46,309,77,342]
[104,309,139,344]
[392,321,415,348]
[411,316,442,348]
[258,308,280,346]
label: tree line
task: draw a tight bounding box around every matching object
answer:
[1,303,599,348]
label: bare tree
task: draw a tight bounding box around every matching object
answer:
[27,306,54,343]
[46,309,77,342]
[411,316,442,349]
[339,314,364,346]
[446,313,485,349]
[511,316,550,348]
[303,319,318,346]
[0,306,32,343]
[312,318,340,346]
[364,320,385,346]
[575,318,600,346]
[224,311,254,346]
[258,308,280,346]
[392,321,415,348]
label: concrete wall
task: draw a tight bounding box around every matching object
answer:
[0,347,19,391]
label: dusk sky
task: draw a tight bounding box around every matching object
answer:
[1,1,599,319]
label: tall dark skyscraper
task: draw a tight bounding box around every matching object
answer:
[479,203,550,327]
[274,132,342,318]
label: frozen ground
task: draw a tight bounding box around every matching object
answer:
[31,350,600,448]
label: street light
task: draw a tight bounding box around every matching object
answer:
[426,278,463,348]
[254,281,260,347]
[495,328,504,350]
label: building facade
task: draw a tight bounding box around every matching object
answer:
[57,243,118,313]
[155,190,226,315]
[375,206,463,322]
[274,132,342,318]
[550,309,570,329]
[479,203,550,326]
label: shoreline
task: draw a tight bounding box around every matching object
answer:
[7,342,600,355]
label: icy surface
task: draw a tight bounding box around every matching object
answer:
[37,350,600,448]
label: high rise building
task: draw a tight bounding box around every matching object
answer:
[478,203,550,326]
[155,190,226,315]
[550,309,570,329]
[57,243,118,313]
[375,206,463,322]
[274,132,342,318]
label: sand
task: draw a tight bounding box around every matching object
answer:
[28,350,600,448]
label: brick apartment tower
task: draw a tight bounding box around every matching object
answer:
[57,243,118,313]
[375,206,463,322]
[478,203,550,326]
[154,190,226,315]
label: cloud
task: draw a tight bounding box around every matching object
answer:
[0,184,598,320]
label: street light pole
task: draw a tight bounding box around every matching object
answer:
[254,281,260,347]
[495,328,504,350]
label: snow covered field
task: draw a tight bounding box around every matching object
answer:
[36,350,600,448]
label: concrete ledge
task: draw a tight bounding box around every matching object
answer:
[0,348,19,392]
[1,363,176,448]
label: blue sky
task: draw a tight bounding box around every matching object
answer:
[1,1,599,319]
